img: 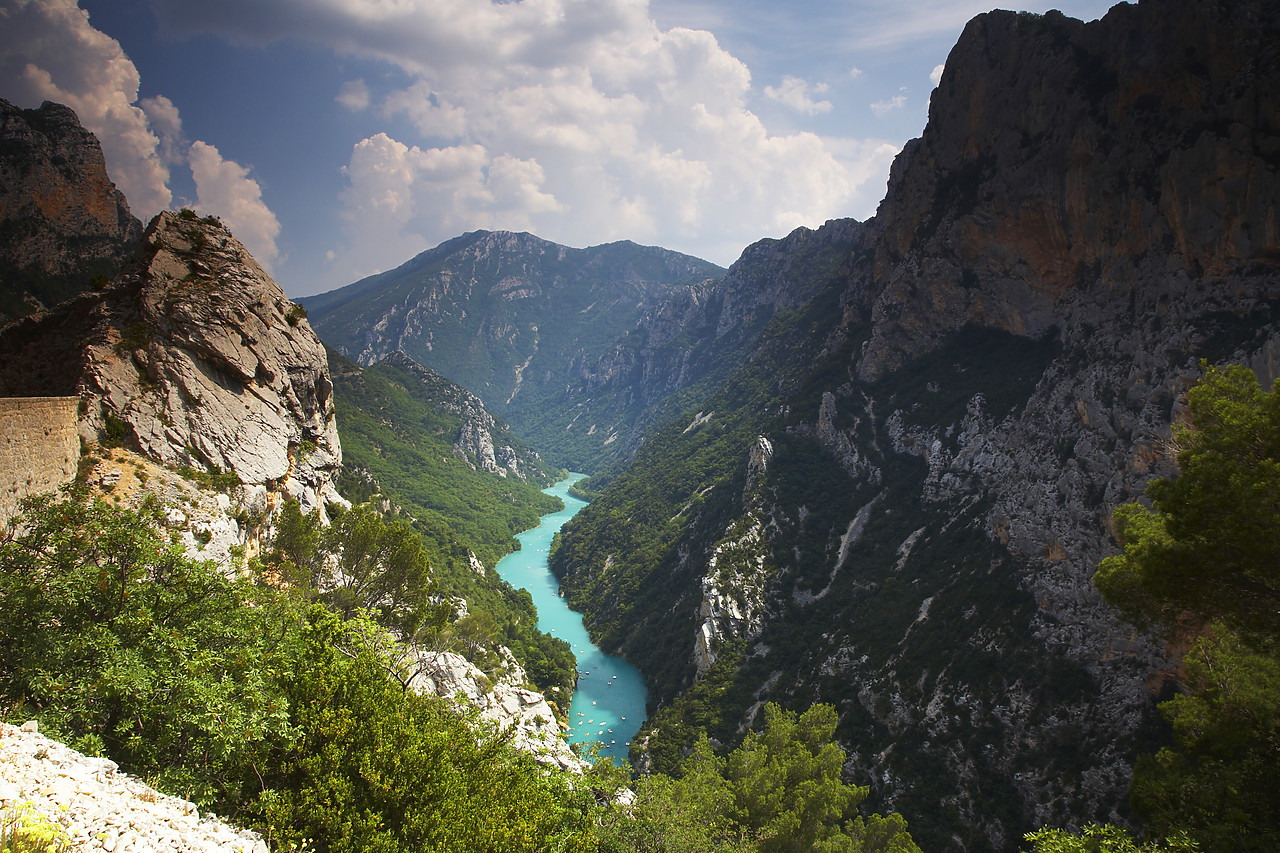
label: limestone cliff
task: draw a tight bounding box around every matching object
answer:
[849,0,1280,381]
[552,2,1280,850]
[0,99,142,325]
[0,210,343,517]
[406,648,585,773]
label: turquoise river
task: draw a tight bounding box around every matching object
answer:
[494,475,648,764]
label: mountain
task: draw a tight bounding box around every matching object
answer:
[549,1,1280,850]
[328,347,564,568]
[0,99,142,325]
[303,229,725,470]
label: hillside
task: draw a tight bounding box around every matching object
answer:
[303,229,726,470]
[550,1,1280,850]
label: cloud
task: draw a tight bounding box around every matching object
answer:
[189,141,282,270]
[930,63,945,85]
[139,94,186,166]
[335,78,370,111]
[149,0,901,272]
[764,75,832,116]
[0,0,286,267]
[0,0,171,213]
[870,91,908,117]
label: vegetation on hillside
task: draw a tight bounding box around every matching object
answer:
[326,348,578,705]
[0,490,599,850]
[0,488,920,852]
[1032,364,1280,851]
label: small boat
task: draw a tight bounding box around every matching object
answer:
[620,716,626,720]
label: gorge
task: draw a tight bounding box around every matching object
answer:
[1,0,1278,850]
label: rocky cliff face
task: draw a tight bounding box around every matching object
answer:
[303,230,726,471]
[406,648,585,773]
[0,210,343,517]
[375,350,544,481]
[0,99,142,325]
[850,1,1280,382]
[552,2,1280,850]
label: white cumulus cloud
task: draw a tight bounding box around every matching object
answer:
[764,75,833,116]
[189,141,282,270]
[0,0,171,214]
[930,63,946,85]
[150,0,897,274]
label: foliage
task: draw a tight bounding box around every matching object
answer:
[1096,363,1280,640]
[1126,628,1280,852]
[0,490,297,807]
[0,492,601,851]
[600,703,920,853]
[1024,823,1197,852]
[0,803,71,853]
[1089,363,1280,852]
[251,607,599,853]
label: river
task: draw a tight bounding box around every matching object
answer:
[494,474,648,764]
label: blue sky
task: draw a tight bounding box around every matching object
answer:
[1,0,1115,296]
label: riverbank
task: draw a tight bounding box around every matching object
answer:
[495,475,647,763]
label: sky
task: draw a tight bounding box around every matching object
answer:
[0,0,1116,297]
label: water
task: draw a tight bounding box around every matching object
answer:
[493,474,648,764]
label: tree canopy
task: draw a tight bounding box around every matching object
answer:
[1082,363,1280,852]
[1095,363,1280,640]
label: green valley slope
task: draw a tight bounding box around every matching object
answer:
[304,231,725,471]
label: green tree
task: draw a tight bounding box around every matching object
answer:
[0,490,298,808]
[254,607,599,853]
[600,703,920,853]
[1095,363,1280,640]
[320,504,433,627]
[1087,363,1280,852]
[726,703,864,852]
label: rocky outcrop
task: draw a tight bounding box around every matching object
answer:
[406,649,586,773]
[0,721,267,853]
[554,2,1280,850]
[374,351,541,481]
[0,210,343,518]
[0,99,142,325]
[848,1,1280,382]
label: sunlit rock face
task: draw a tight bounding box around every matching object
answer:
[0,210,343,516]
[406,648,587,773]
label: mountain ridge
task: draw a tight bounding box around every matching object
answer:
[547,1,1280,850]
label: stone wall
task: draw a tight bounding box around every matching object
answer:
[0,396,79,525]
